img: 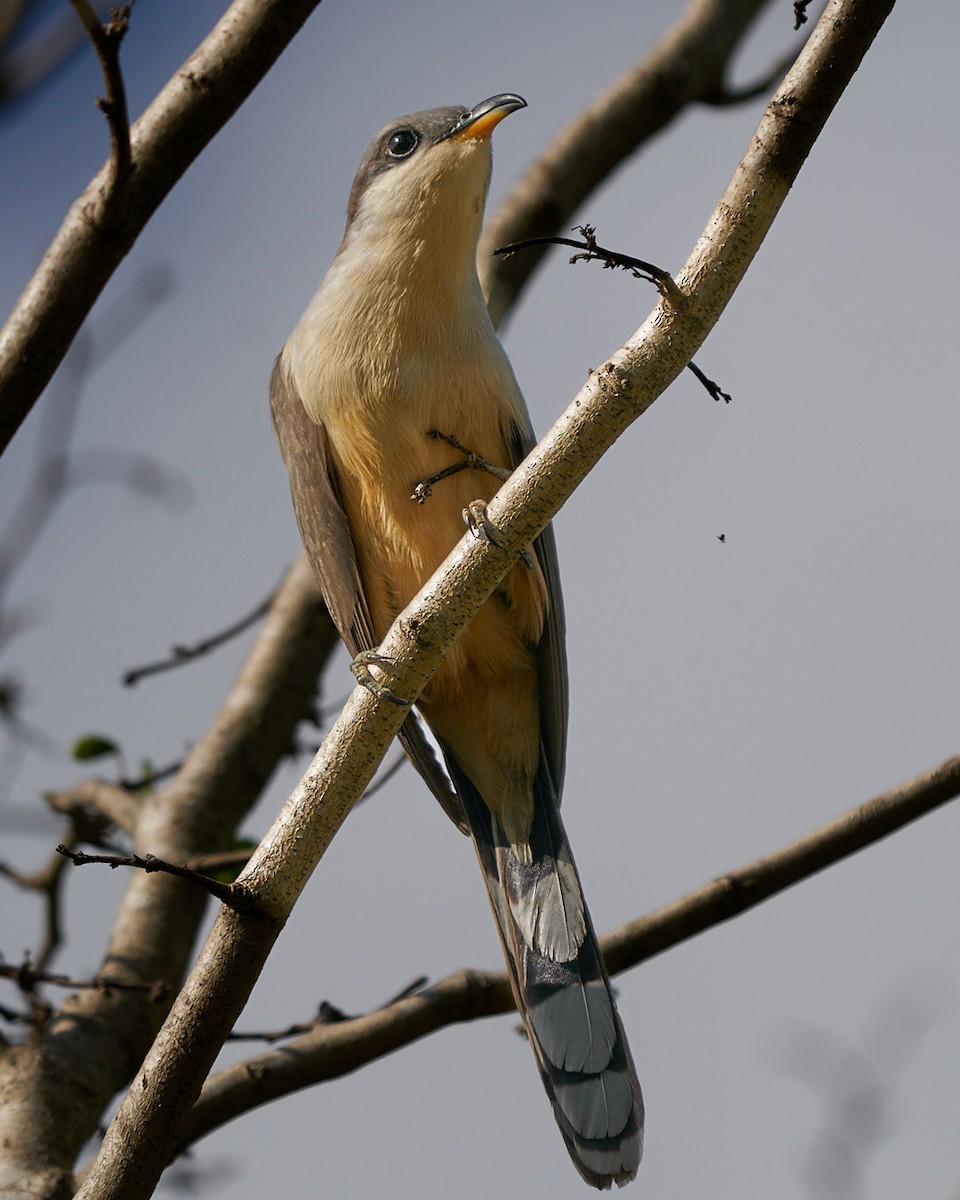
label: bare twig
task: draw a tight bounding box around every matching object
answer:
[495,226,676,293]
[227,978,429,1043]
[496,227,730,402]
[0,838,73,972]
[226,1016,322,1044]
[118,759,183,791]
[355,750,407,805]
[69,1,132,191]
[686,360,732,404]
[179,753,407,880]
[184,848,254,876]
[180,751,960,1150]
[0,957,166,1001]
[700,51,798,105]
[795,0,815,28]
[123,587,278,687]
[55,845,262,914]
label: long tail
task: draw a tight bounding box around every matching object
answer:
[448,760,644,1189]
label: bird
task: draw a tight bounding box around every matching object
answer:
[270,93,643,1188]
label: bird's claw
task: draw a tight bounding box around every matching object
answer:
[463,500,535,567]
[463,500,504,547]
[350,651,409,706]
[410,481,432,504]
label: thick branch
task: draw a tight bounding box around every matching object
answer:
[0,0,323,456]
[74,3,897,1196]
[181,751,960,1147]
[0,556,336,1196]
[48,778,140,836]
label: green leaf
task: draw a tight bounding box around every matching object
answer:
[72,735,120,762]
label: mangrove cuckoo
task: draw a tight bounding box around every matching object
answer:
[271,94,643,1188]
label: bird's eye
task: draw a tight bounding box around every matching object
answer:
[386,128,419,159]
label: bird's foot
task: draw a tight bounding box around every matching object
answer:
[410,431,511,504]
[462,499,503,545]
[462,500,534,567]
[349,651,409,706]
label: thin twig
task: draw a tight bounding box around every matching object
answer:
[55,845,263,914]
[686,360,732,404]
[496,226,731,403]
[123,587,278,687]
[69,1,132,191]
[0,831,79,972]
[0,958,166,1001]
[180,754,407,879]
[118,759,182,790]
[700,52,797,105]
[227,978,429,1043]
[495,227,676,294]
[355,750,407,805]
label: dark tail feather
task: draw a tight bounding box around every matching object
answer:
[447,759,644,1189]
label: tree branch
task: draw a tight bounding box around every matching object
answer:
[0,555,336,1196]
[178,750,960,1149]
[74,3,898,1195]
[47,777,141,836]
[0,0,323,456]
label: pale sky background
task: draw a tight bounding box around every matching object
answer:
[2,2,959,1198]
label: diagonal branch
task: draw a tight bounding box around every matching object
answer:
[74,3,898,1196]
[179,751,960,1150]
[0,0,324,456]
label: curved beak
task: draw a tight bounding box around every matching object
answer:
[436,93,527,143]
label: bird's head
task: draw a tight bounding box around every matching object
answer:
[339,94,526,270]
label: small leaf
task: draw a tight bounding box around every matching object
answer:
[72,735,120,762]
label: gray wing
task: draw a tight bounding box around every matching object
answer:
[269,354,372,655]
[508,422,569,800]
[270,354,465,831]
